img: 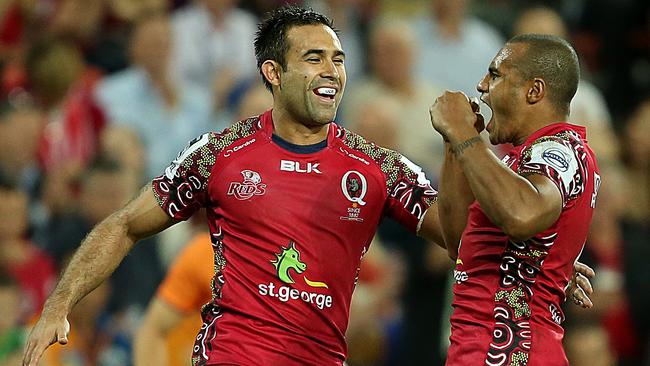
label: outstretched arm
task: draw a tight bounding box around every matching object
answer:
[23,185,176,366]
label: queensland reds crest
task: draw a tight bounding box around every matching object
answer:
[227,170,267,200]
[341,171,367,206]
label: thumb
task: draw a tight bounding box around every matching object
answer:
[57,319,70,345]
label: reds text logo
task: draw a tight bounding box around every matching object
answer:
[227,170,267,200]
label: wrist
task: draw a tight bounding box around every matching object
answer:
[449,134,483,158]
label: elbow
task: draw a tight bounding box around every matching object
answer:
[500,215,537,242]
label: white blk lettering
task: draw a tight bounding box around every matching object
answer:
[280,160,322,174]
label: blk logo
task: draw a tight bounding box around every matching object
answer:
[280,160,321,174]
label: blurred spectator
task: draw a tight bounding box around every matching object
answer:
[171,0,257,110]
[233,81,272,120]
[565,322,616,366]
[0,0,58,66]
[0,269,27,365]
[411,0,503,97]
[134,233,212,366]
[95,14,214,180]
[621,97,650,364]
[0,181,56,320]
[40,157,162,313]
[0,89,44,198]
[344,18,443,177]
[99,126,147,183]
[26,37,106,172]
[49,0,169,73]
[346,94,400,151]
[346,236,405,366]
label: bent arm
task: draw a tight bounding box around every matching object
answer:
[133,298,186,366]
[449,133,562,241]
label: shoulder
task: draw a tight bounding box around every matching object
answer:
[162,115,262,180]
[521,134,577,172]
[336,126,402,166]
[335,126,430,189]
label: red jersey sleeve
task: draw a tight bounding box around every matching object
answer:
[151,133,218,220]
[383,153,438,233]
[518,134,585,207]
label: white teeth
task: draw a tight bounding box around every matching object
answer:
[316,87,336,96]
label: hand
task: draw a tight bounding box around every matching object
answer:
[429,91,484,143]
[23,314,70,366]
[565,261,595,309]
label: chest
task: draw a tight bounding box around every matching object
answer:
[207,144,387,233]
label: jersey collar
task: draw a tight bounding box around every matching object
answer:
[522,122,587,146]
[259,109,339,147]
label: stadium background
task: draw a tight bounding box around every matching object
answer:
[0,0,648,365]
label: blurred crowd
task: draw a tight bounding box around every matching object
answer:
[0,0,648,365]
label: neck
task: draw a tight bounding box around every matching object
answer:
[271,108,329,145]
[514,110,568,145]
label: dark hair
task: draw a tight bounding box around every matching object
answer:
[507,34,580,115]
[81,155,124,186]
[254,6,336,92]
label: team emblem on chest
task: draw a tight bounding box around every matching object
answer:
[227,170,267,200]
[340,170,367,222]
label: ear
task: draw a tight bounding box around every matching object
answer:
[261,60,282,89]
[526,78,545,104]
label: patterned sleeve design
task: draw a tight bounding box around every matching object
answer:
[152,117,261,220]
[518,132,588,207]
[341,129,437,232]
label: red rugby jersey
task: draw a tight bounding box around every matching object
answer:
[447,123,600,366]
[151,110,437,366]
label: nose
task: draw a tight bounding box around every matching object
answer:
[321,58,340,81]
[477,74,488,94]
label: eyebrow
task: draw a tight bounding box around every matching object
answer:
[303,49,346,58]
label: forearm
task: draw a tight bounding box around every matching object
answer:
[438,143,475,258]
[450,134,551,239]
[43,211,136,315]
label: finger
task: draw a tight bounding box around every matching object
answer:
[57,320,70,345]
[474,113,485,132]
[469,97,480,113]
[575,273,593,295]
[574,261,596,278]
[573,287,593,309]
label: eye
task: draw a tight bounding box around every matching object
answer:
[333,58,344,65]
[307,57,320,63]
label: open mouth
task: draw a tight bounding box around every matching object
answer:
[313,87,337,102]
